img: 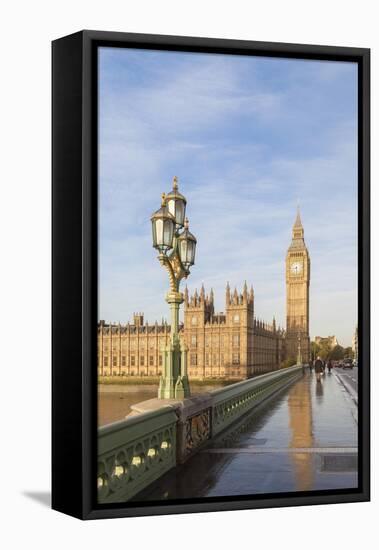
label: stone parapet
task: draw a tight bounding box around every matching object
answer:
[98,365,302,503]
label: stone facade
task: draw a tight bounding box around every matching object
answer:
[285,209,311,362]
[183,282,286,379]
[97,283,286,380]
[315,335,339,348]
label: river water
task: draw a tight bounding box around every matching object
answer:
[98,383,225,427]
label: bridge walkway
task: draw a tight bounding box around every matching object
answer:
[133,370,358,501]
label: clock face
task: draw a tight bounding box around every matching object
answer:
[291,261,302,274]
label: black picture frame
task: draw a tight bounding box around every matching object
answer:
[52,30,370,520]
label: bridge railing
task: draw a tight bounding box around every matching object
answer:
[98,406,177,503]
[97,364,302,503]
[211,365,302,435]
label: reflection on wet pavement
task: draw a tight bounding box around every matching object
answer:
[133,371,358,502]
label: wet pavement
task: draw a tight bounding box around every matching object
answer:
[134,370,358,501]
[334,366,358,398]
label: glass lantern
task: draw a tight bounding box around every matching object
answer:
[151,195,176,254]
[165,176,187,228]
[177,218,197,270]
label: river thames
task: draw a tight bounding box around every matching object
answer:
[98,383,226,426]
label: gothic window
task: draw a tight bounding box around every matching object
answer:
[103,357,108,367]
[232,353,240,365]
[233,314,240,324]
[205,336,210,347]
[112,356,117,367]
[131,356,135,366]
[213,354,217,365]
[233,334,240,347]
[191,316,198,326]
[121,356,126,367]
[205,354,209,366]
[190,354,197,366]
[140,356,145,366]
[159,354,163,366]
[149,355,154,366]
[191,335,197,347]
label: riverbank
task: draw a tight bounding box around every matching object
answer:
[98,376,241,387]
[98,380,234,425]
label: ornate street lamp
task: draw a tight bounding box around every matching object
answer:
[151,194,176,254]
[151,176,197,399]
[297,332,302,366]
[177,218,196,270]
[165,176,187,228]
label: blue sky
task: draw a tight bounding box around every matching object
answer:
[98,47,358,347]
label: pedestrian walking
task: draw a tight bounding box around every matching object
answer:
[327,359,332,373]
[314,356,324,382]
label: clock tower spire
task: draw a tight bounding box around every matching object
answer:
[286,207,310,362]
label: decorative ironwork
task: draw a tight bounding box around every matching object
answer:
[185,408,211,455]
[151,177,196,399]
[97,407,177,504]
[212,365,302,436]
[97,365,303,502]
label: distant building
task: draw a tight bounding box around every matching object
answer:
[97,283,286,380]
[97,212,312,379]
[285,208,311,362]
[314,335,339,349]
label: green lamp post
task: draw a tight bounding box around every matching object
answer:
[151,176,197,399]
[297,332,302,366]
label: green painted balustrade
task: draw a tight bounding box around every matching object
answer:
[210,365,303,435]
[97,365,302,503]
[98,406,177,504]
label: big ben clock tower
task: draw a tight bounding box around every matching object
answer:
[286,208,310,363]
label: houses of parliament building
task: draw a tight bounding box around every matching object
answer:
[97,210,311,380]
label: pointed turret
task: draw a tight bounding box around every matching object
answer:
[243,280,248,303]
[294,204,302,227]
[200,283,205,302]
[233,287,238,305]
[292,205,304,241]
[210,288,214,304]
[226,281,231,305]
[249,284,254,304]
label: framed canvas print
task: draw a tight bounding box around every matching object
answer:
[52,30,370,520]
